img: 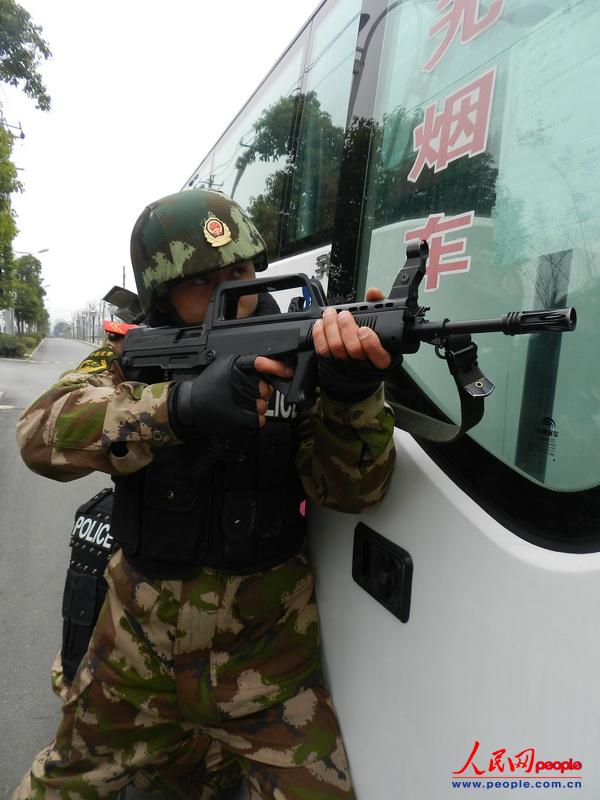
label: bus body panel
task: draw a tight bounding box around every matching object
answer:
[182,0,600,794]
[309,429,598,798]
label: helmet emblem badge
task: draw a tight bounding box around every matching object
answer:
[203,216,232,247]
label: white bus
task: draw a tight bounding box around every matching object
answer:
[183,2,598,797]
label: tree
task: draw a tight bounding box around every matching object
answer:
[0,0,51,110]
[13,277,40,330]
[53,319,70,338]
[238,93,498,262]
[0,2,51,318]
[12,253,46,333]
[0,124,20,308]
[362,105,498,226]
[237,91,346,254]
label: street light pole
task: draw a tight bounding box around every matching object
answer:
[89,306,97,344]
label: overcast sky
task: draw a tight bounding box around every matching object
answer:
[1,0,320,324]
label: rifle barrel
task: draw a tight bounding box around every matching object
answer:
[415,307,576,340]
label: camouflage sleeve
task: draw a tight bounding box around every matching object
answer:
[16,346,178,482]
[295,383,395,513]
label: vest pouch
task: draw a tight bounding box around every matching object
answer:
[138,454,205,562]
[61,488,117,682]
[144,460,199,512]
[111,473,144,557]
[220,490,257,572]
[222,490,256,541]
[256,491,283,539]
[111,415,306,576]
[257,425,294,488]
[61,568,107,683]
[255,490,305,567]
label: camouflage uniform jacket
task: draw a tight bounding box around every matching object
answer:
[17,345,396,514]
[13,348,396,798]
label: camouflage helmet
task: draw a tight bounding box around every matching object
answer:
[130,188,268,312]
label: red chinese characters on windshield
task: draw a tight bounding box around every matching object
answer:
[407,68,496,184]
[423,0,506,73]
[400,1,504,291]
[404,211,474,291]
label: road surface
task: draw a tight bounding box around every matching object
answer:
[0,338,247,799]
[0,338,108,795]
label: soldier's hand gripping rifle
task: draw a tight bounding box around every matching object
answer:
[122,241,576,437]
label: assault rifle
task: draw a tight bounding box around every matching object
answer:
[122,241,576,432]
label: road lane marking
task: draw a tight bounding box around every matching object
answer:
[28,360,74,365]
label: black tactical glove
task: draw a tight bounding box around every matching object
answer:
[317,354,403,404]
[168,355,262,440]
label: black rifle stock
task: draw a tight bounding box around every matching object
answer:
[122,241,576,406]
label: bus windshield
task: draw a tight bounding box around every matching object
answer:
[358,0,600,492]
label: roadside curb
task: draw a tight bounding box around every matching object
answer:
[0,355,30,362]
[26,337,47,360]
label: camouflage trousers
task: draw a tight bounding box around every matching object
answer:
[13,548,355,799]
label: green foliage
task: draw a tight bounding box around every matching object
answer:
[0,3,51,321]
[368,106,497,225]
[0,332,25,356]
[0,329,40,356]
[14,251,42,283]
[0,0,51,110]
[246,171,288,255]
[20,333,37,348]
[0,242,15,309]
[0,125,20,194]
[36,303,48,335]
[0,127,20,308]
[237,92,498,264]
[53,319,70,337]
[236,94,298,167]
[13,253,47,333]
[241,91,345,255]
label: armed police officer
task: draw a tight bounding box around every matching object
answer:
[13,189,397,799]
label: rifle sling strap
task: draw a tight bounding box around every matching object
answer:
[387,383,482,443]
[387,335,492,444]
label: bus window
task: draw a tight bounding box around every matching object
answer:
[202,35,307,258]
[186,156,215,191]
[282,0,362,255]
[357,0,600,493]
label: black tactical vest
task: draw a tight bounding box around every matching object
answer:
[111,414,306,578]
[111,293,306,578]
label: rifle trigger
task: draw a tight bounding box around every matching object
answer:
[284,350,317,406]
